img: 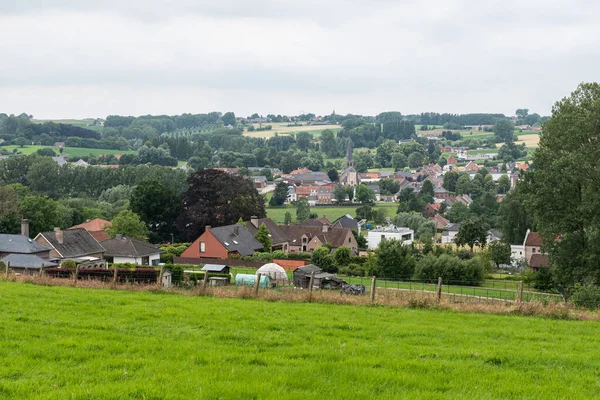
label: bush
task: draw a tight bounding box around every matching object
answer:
[533,268,554,291]
[413,254,484,286]
[61,259,76,269]
[338,263,367,277]
[570,285,600,309]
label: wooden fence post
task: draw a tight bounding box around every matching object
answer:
[113,267,118,285]
[157,266,164,287]
[202,270,209,289]
[370,276,377,303]
[73,265,80,282]
[436,277,443,304]
[5,262,10,279]
[254,273,262,296]
[516,281,524,304]
[40,264,45,277]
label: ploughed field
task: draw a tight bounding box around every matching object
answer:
[0,282,598,399]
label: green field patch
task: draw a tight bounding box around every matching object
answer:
[267,203,397,224]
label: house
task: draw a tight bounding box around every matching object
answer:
[447,156,458,165]
[523,230,548,270]
[52,156,68,166]
[286,186,297,203]
[0,222,52,259]
[366,184,381,201]
[0,253,58,274]
[34,228,105,265]
[464,161,479,172]
[101,235,163,266]
[440,223,460,244]
[367,226,414,249]
[70,218,112,242]
[252,176,268,189]
[429,214,450,230]
[201,264,231,275]
[180,224,264,260]
[244,216,289,252]
[280,224,358,254]
[74,159,90,168]
[424,203,440,217]
[54,142,65,148]
[331,214,359,233]
[511,245,525,264]
[298,217,330,227]
[433,187,450,199]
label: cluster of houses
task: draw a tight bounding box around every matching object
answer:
[0,219,163,274]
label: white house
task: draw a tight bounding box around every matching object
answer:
[440,223,460,244]
[511,245,525,264]
[367,226,414,249]
[101,235,163,266]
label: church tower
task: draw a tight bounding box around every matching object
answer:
[345,139,354,168]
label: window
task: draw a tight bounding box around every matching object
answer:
[142,256,149,265]
[532,248,536,253]
[200,242,206,253]
[349,237,351,243]
[151,259,159,266]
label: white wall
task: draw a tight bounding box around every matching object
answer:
[441,231,458,244]
[113,253,161,266]
[367,230,414,250]
[511,245,524,264]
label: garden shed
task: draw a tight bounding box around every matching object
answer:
[292,264,322,288]
[201,264,230,275]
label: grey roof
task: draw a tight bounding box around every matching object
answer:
[434,187,449,193]
[1,253,58,269]
[447,223,461,232]
[209,224,264,256]
[0,234,52,254]
[52,156,67,166]
[332,215,359,231]
[293,264,322,273]
[201,264,229,272]
[37,228,105,258]
[101,236,163,258]
[244,218,288,245]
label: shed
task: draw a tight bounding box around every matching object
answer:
[292,264,322,288]
[201,264,230,275]
[256,263,288,282]
[314,273,347,289]
[162,270,172,288]
[235,274,270,288]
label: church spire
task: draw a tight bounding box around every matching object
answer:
[346,139,354,168]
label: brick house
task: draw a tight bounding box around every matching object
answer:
[180,224,264,260]
[279,225,358,254]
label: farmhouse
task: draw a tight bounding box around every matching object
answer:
[280,224,358,254]
[180,224,264,260]
[244,217,289,252]
[70,218,112,242]
[34,228,105,265]
[101,235,163,266]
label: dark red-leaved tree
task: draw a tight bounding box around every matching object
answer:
[177,169,266,241]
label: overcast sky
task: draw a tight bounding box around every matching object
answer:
[0,0,598,119]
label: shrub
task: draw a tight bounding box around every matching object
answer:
[533,268,554,291]
[0,261,5,272]
[61,260,76,269]
[272,250,286,260]
[413,254,484,286]
[338,263,367,277]
[570,285,600,309]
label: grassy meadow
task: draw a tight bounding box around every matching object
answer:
[244,122,341,138]
[1,145,136,158]
[267,203,398,224]
[0,281,599,399]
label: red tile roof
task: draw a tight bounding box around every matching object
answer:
[71,218,112,232]
[529,254,549,268]
[525,232,543,247]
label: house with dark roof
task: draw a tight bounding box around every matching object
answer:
[244,217,289,252]
[101,235,163,265]
[440,223,460,244]
[331,214,359,233]
[0,233,52,258]
[180,224,264,260]
[280,224,358,254]
[70,218,112,242]
[34,228,105,263]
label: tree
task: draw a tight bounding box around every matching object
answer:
[356,205,374,221]
[130,179,180,243]
[312,246,336,272]
[420,179,434,203]
[443,171,459,192]
[15,137,29,147]
[487,241,512,268]
[19,195,61,234]
[36,148,56,157]
[345,186,354,202]
[327,169,339,182]
[320,130,337,157]
[522,82,600,289]
[270,182,289,206]
[455,174,473,195]
[334,185,347,203]
[333,246,351,267]
[284,211,293,225]
[455,217,489,251]
[295,197,310,222]
[0,186,21,233]
[515,108,529,119]
[352,229,367,249]
[108,210,149,240]
[296,131,312,152]
[254,223,272,252]
[375,238,416,280]
[394,212,435,241]
[407,152,424,168]
[221,112,236,126]
[497,175,511,194]
[355,184,376,204]
[176,169,266,241]
[493,119,515,143]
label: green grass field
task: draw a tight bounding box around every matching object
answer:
[0,282,598,399]
[267,203,397,224]
[1,145,136,158]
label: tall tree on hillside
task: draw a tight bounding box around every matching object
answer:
[221,112,236,126]
[333,185,347,204]
[295,197,310,222]
[355,184,376,205]
[176,169,266,241]
[108,210,149,240]
[0,186,21,234]
[493,119,515,143]
[130,179,180,243]
[455,217,489,251]
[522,82,600,290]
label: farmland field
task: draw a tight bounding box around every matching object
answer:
[0,281,599,399]
[1,145,136,158]
[267,203,397,224]
[244,122,341,138]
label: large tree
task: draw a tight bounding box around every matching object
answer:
[130,179,180,243]
[177,169,266,241]
[108,210,149,240]
[455,217,489,251]
[269,182,289,206]
[493,119,515,144]
[375,238,416,280]
[254,223,272,252]
[0,186,21,234]
[523,82,600,289]
[295,197,310,222]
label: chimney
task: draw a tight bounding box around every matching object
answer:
[322,225,329,233]
[250,216,258,228]
[21,219,30,238]
[205,225,211,233]
[234,225,239,236]
[54,227,63,244]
